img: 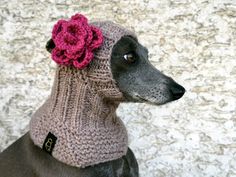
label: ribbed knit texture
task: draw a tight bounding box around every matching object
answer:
[29,21,137,168]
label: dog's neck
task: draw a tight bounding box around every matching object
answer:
[29,66,128,168]
[48,67,120,129]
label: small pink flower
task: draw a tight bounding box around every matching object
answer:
[51,13,103,69]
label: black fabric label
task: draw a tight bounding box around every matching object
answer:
[42,132,57,155]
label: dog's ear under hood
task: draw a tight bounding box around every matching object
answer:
[30,14,137,168]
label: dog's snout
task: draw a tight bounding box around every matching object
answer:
[170,83,185,100]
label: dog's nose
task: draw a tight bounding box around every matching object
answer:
[170,84,185,100]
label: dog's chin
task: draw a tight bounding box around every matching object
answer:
[135,95,176,106]
[123,93,177,106]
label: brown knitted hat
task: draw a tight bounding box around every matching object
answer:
[29,19,137,167]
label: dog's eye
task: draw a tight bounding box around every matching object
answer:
[123,52,136,63]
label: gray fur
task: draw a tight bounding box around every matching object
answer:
[111,36,185,105]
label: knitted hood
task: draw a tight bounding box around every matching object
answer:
[29,19,137,167]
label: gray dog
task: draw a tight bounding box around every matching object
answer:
[0,34,185,177]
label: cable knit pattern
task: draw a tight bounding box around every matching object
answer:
[29,21,137,168]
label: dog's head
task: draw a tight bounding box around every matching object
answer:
[46,33,185,106]
[46,36,185,105]
[111,35,185,105]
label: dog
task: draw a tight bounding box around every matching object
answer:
[0,35,185,177]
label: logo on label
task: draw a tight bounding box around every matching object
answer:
[42,132,57,155]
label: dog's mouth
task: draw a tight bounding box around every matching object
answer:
[135,95,166,105]
[135,94,179,106]
[123,85,185,105]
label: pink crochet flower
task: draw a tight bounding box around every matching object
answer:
[51,13,103,69]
